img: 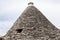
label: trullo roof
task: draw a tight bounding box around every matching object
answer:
[3,2,60,40]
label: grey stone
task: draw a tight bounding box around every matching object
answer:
[1,2,60,40]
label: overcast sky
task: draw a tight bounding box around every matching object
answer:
[0,0,60,36]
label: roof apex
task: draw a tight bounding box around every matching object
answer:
[28,2,34,6]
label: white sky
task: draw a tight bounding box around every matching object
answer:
[0,0,60,36]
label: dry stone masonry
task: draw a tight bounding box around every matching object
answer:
[1,2,60,40]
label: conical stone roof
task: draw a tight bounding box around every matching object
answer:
[3,2,60,40]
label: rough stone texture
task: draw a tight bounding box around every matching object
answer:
[1,3,60,40]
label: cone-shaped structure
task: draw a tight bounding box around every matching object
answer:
[3,2,60,40]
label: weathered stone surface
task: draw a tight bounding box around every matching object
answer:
[1,2,60,40]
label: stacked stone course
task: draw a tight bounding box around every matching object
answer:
[1,2,60,40]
